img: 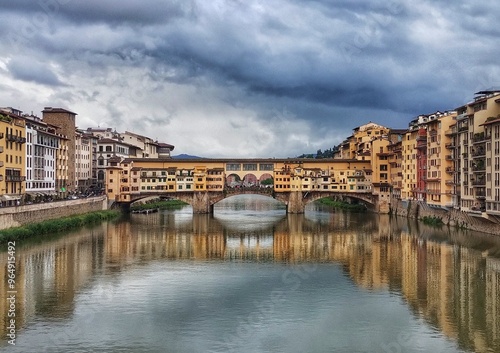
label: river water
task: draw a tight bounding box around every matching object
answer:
[1,195,500,353]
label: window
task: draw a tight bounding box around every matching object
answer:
[243,163,257,171]
[226,163,241,171]
[259,164,274,171]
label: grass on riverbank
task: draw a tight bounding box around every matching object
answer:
[130,199,188,211]
[316,198,367,212]
[0,210,120,244]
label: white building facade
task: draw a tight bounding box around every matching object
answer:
[24,115,60,198]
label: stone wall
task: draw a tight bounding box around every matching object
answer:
[390,197,500,235]
[0,196,108,230]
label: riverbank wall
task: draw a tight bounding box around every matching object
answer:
[0,196,108,231]
[390,197,500,235]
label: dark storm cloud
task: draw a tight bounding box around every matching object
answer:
[0,0,196,25]
[7,57,65,86]
[1,0,499,156]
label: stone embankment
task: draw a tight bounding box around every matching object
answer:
[390,197,500,235]
[0,196,108,230]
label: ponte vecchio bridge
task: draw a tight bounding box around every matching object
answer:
[106,158,390,213]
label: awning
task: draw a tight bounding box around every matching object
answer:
[0,195,22,201]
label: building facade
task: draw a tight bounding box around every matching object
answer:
[455,91,500,217]
[24,115,60,199]
[75,130,93,193]
[42,107,77,194]
[0,108,26,206]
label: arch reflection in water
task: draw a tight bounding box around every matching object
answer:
[0,195,499,353]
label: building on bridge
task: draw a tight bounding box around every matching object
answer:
[105,158,384,213]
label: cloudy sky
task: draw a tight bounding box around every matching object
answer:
[1,0,499,158]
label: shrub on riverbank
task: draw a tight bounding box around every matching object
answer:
[420,215,444,227]
[130,199,187,211]
[0,210,120,244]
[317,198,367,212]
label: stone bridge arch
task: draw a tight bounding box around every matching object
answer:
[274,191,377,213]
[113,190,380,214]
[305,192,376,206]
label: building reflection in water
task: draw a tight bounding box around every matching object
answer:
[0,212,499,352]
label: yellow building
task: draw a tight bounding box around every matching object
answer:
[274,166,291,191]
[387,140,403,199]
[401,128,418,200]
[55,133,69,198]
[335,122,391,161]
[371,137,392,201]
[421,111,457,208]
[206,168,224,190]
[0,109,26,206]
[456,90,500,214]
[483,116,500,218]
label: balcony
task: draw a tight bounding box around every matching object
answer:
[6,134,26,144]
[445,167,455,173]
[426,189,440,195]
[468,208,485,215]
[445,155,453,161]
[463,167,469,172]
[473,132,487,143]
[0,132,3,139]
[445,180,454,185]
[472,180,486,186]
[6,175,26,182]
[445,142,455,149]
[444,129,455,136]
[458,125,469,132]
[426,177,441,182]
[472,163,485,172]
[475,191,486,199]
[472,149,485,158]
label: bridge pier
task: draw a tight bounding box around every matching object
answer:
[286,191,307,214]
[191,192,214,214]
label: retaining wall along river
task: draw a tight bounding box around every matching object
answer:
[390,196,500,235]
[0,196,108,230]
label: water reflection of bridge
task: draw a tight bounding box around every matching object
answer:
[1,216,500,352]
